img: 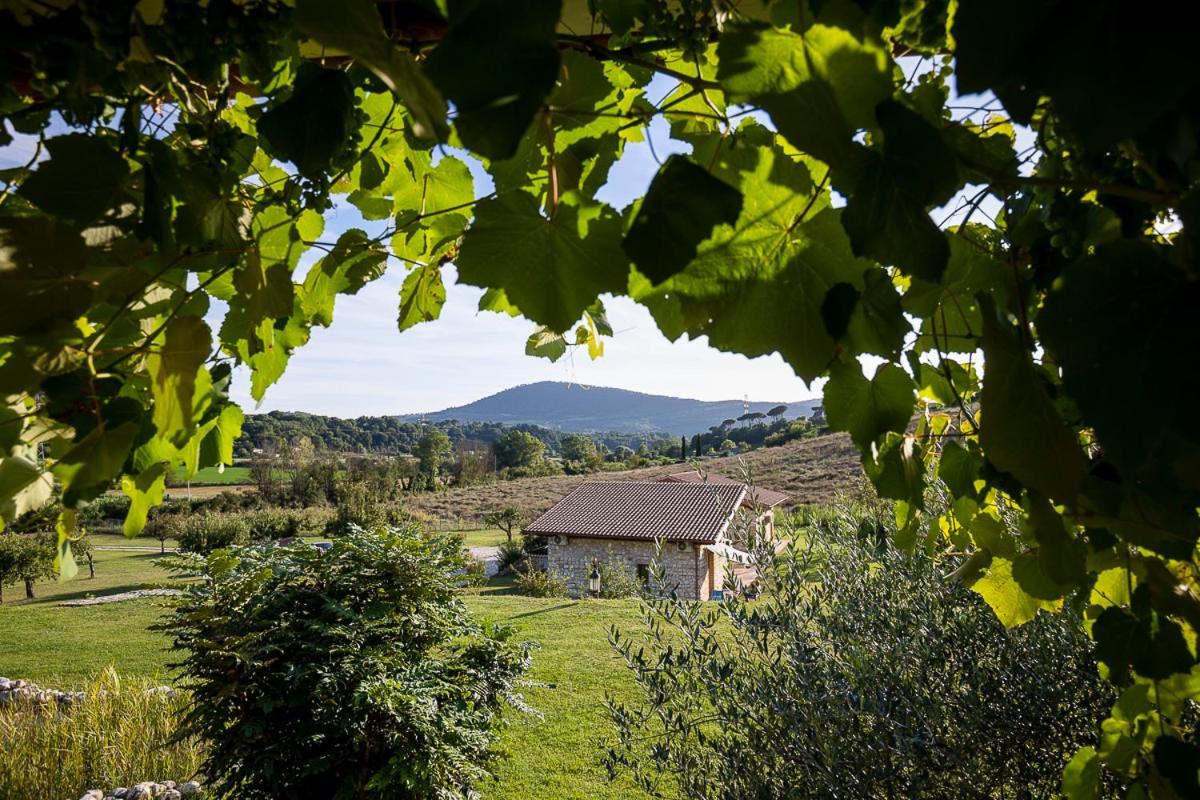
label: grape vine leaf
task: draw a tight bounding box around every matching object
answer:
[1060,746,1100,800]
[53,421,140,507]
[0,455,53,524]
[841,100,957,282]
[970,556,1062,627]
[823,361,915,450]
[18,134,129,224]
[1154,735,1200,798]
[147,316,211,447]
[717,21,890,177]
[623,155,744,284]
[526,327,568,361]
[258,64,356,178]
[1039,241,1200,500]
[120,462,167,537]
[978,302,1087,504]
[293,0,449,141]
[301,229,389,327]
[633,129,869,382]
[398,265,446,330]
[455,191,629,333]
[425,0,561,159]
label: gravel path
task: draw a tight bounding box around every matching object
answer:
[58,589,182,607]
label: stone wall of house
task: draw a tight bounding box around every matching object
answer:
[546,537,709,600]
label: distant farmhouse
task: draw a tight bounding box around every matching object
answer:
[524,472,787,600]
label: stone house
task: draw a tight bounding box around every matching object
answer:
[525,472,787,600]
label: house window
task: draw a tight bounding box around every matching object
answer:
[636,564,650,584]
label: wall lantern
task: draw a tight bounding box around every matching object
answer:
[588,561,602,596]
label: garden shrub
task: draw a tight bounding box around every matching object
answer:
[159,526,531,800]
[596,552,645,600]
[77,494,131,524]
[461,557,488,590]
[241,507,302,541]
[496,540,525,574]
[607,512,1113,799]
[514,567,568,598]
[175,513,251,554]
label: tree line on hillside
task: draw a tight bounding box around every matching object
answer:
[239,405,827,472]
[235,412,678,461]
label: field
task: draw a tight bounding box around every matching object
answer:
[409,433,861,521]
[0,547,650,800]
[172,465,252,485]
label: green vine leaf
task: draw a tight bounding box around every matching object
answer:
[978,301,1087,504]
[823,361,915,451]
[293,0,449,141]
[258,64,356,178]
[623,155,744,285]
[18,134,129,223]
[398,265,446,330]
[455,191,629,332]
[425,0,561,159]
[147,316,211,447]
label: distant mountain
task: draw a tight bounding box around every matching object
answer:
[399,382,820,437]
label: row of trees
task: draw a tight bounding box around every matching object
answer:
[236,411,677,461]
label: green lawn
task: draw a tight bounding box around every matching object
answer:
[458,528,511,548]
[172,465,253,485]
[0,549,652,800]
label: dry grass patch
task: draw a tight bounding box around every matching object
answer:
[409,433,861,522]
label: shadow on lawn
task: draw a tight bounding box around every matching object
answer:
[503,603,577,620]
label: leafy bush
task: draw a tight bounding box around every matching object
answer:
[195,490,266,514]
[175,513,251,554]
[0,670,204,799]
[160,526,531,800]
[329,480,386,534]
[496,540,526,574]
[77,494,132,524]
[514,567,568,598]
[596,553,644,600]
[240,507,303,541]
[461,557,488,590]
[607,514,1112,799]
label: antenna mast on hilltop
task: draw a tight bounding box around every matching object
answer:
[743,394,749,416]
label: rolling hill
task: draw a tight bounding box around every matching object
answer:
[408,433,862,522]
[400,381,820,436]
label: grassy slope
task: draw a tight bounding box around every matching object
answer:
[0,553,650,800]
[410,432,861,521]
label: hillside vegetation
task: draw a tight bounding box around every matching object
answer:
[401,381,818,436]
[408,433,860,521]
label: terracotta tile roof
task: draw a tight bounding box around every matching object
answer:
[524,481,745,543]
[658,470,789,508]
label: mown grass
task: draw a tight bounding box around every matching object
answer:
[172,465,252,485]
[0,548,652,800]
[459,528,510,548]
